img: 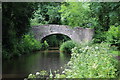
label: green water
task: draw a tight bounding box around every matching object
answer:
[2,48,70,79]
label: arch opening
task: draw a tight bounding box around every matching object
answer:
[41,34,71,47]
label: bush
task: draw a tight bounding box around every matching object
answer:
[57,43,118,78]
[2,34,43,60]
[20,34,42,53]
[41,40,49,50]
[93,31,107,43]
[14,34,42,55]
[60,40,76,53]
[106,25,120,49]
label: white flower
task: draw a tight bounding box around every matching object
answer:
[83,49,86,53]
[76,54,79,56]
[95,55,98,56]
[95,46,98,49]
[36,72,40,75]
[29,74,32,76]
[85,46,89,49]
[74,47,77,49]
[24,78,28,80]
[92,63,98,69]
[62,71,65,73]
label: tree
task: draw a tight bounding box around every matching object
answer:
[2,2,38,59]
[90,2,120,31]
[59,2,95,28]
[90,2,120,43]
[30,2,61,26]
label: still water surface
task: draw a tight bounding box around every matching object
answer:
[3,47,70,79]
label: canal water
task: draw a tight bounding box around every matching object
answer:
[2,47,71,79]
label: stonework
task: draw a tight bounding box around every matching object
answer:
[32,25,94,43]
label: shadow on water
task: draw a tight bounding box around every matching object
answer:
[2,47,71,79]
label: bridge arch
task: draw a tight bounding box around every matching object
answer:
[32,24,94,43]
[41,33,71,47]
[41,33,72,41]
[40,32,72,42]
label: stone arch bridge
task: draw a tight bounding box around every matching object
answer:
[32,25,94,43]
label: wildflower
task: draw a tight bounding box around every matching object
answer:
[95,54,98,56]
[95,46,98,49]
[36,72,40,75]
[76,54,79,57]
[62,71,65,73]
[24,78,27,80]
[29,74,32,76]
[92,63,98,69]
[85,46,89,50]
[74,47,77,49]
[54,70,57,73]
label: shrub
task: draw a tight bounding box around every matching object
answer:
[41,40,49,50]
[58,43,118,78]
[106,25,120,49]
[60,40,76,53]
[19,34,42,53]
[93,31,107,43]
[2,34,43,60]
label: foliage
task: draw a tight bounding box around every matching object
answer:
[90,2,120,43]
[27,42,119,79]
[2,2,38,40]
[42,35,58,47]
[90,2,120,31]
[41,40,49,50]
[59,2,96,28]
[28,70,48,79]
[60,40,76,53]
[42,34,70,47]
[20,34,42,52]
[30,2,61,26]
[2,2,38,59]
[93,31,107,43]
[94,25,120,49]
[106,25,120,49]
[2,34,42,59]
[56,43,118,78]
